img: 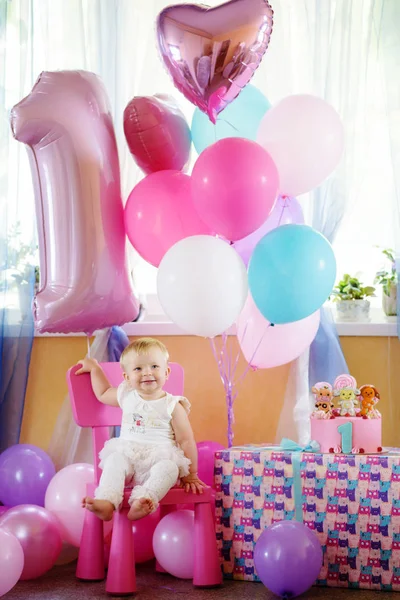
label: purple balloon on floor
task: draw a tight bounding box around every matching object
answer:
[254,521,323,598]
[0,443,56,507]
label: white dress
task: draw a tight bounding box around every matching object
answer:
[98,382,191,480]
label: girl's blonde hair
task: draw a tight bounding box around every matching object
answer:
[120,337,169,370]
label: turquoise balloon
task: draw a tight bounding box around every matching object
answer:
[248,225,337,324]
[191,85,271,155]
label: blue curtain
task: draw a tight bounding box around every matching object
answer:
[107,326,129,438]
[0,267,35,453]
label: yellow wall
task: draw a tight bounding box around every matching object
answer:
[20,336,400,454]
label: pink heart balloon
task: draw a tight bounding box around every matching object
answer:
[157,0,274,123]
[123,95,191,175]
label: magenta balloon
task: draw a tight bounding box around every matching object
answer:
[157,0,274,123]
[0,528,24,597]
[237,295,320,369]
[153,510,194,579]
[234,195,304,266]
[10,70,140,334]
[191,138,279,241]
[0,444,55,507]
[123,95,191,174]
[125,171,212,267]
[197,441,225,487]
[254,521,323,598]
[0,505,62,580]
[131,508,160,563]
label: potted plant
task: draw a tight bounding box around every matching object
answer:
[374,248,397,316]
[331,274,375,321]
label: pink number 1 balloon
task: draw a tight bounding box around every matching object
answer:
[11,71,140,334]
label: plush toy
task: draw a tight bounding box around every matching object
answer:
[311,382,334,419]
[333,374,360,417]
[358,384,380,419]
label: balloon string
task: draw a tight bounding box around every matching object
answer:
[209,336,235,447]
[86,335,91,358]
[235,323,271,387]
[218,117,240,133]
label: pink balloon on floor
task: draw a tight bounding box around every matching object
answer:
[132,508,160,563]
[237,295,321,369]
[125,171,212,267]
[44,463,96,547]
[153,510,194,579]
[0,504,62,580]
[197,441,225,487]
[191,138,279,241]
[0,528,24,597]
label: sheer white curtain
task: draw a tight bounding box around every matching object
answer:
[274,0,397,443]
[4,1,399,452]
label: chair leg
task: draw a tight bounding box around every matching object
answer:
[106,507,136,595]
[76,509,105,581]
[155,504,177,573]
[193,502,222,587]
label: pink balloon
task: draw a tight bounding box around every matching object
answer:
[11,70,140,334]
[125,171,212,267]
[197,441,225,487]
[123,95,191,174]
[0,528,24,597]
[0,505,62,580]
[237,295,321,369]
[257,94,345,196]
[191,138,279,241]
[44,463,100,547]
[157,0,274,123]
[153,510,194,579]
[132,508,160,563]
[233,195,304,266]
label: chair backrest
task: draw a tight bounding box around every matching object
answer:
[67,362,184,428]
[67,362,184,482]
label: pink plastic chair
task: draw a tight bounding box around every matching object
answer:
[67,362,222,596]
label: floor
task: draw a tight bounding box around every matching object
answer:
[3,562,396,600]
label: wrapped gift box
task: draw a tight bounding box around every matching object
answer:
[214,445,400,591]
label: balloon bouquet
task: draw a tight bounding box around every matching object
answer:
[124,0,343,448]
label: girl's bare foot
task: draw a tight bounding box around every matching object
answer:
[128,497,154,520]
[82,496,114,521]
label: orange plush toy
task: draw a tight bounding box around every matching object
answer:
[358,385,380,419]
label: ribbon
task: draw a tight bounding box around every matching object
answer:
[239,439,320,522]
[280,438,320,523]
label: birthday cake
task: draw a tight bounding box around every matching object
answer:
[310,374,382,454]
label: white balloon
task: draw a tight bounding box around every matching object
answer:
[157,235,248,337]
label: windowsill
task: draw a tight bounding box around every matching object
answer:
[32,306,398,338]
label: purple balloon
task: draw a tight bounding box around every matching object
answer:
[0,444,56,507]
[234,195,304,266]
[254,521,323,598]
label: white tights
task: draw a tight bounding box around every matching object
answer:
[94,452,179,510]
